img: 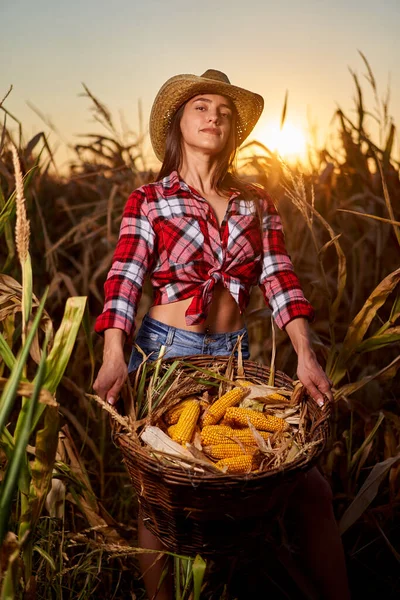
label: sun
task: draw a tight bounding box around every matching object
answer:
[252,120,308,163]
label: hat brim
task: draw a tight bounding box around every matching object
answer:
[149,73,264,162]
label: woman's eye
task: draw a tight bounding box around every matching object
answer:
[196,106,206,111]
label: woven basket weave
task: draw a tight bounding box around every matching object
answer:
[111,355,330,556]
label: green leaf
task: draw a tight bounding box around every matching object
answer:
[0,330,48,544]
[192,554,206,600]
[0,290,47,436]
[42,296,87,394]
[356,327,400,354]
[339,452,400,535]
[0,166,38,237]
[33,544,56,571]
[330,267,400,383]
[0,545,20,600]
[350,413,385,472]
[334,355,400,401]
[28,405,59,529]
[0,332,16,371]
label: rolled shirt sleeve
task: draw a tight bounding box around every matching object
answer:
[94,189,155,341]
[258,194,315,329]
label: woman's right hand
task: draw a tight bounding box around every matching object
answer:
[93,328,128,405]
[93,356,128,405]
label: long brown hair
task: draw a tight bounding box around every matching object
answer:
[157,96,261,203]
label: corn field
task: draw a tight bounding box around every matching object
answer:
[0,55,399,599]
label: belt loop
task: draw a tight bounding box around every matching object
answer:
[165,326,175,346]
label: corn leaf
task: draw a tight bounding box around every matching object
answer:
[33,545,56,571]
[192,554,206,600]
[337,208,400,227]
[0,332,16,371]
[28,405,59,529]
[0,330,47,545]
[0,187,15,271]
[343,267,400,352]
[376,150,400,248]
[0,546,20,600]
[174,556,182,600]
[0,291,47,436]
[330,267,400,382]
[356,326,400,353]
[339,452,400,535]
[0,166,38,237]
[350,413,384,472]
[42,296,86,393]
[334,355,400,401]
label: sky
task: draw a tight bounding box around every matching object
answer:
[1,0,399,173]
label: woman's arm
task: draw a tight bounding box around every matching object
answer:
[285,318,333,406]
[93,187,156,404]
[94,187,155,342]
[93,328,128,405]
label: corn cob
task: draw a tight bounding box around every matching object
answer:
[235,379,288,402]
[202,387,248,427]
[204,443,256,460]
[266,392,288,402]
[226,428,271,444]
[215,455,254,474]
[164,397,198,425]
[167,424,178,438]
[224,407,289,432]
[171,400,200,444]
[235,379,252,387]
[201,425,270,446]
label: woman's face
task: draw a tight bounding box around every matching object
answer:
[179,93,233,157]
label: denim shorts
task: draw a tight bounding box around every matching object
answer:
[128,314,250,373]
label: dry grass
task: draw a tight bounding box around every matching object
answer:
[0,54,399,598]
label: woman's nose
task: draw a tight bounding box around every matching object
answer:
[208,112,219,123]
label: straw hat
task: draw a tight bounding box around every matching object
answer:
[149,69,264,162]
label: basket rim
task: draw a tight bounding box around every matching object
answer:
[113,355,331,483]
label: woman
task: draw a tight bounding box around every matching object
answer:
[94,70,350,599]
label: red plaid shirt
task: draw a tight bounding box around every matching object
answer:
[95,171,314,340]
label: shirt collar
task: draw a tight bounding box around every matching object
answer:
[161,170,240,201]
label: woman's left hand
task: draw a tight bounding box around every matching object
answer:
[296,350,333,407]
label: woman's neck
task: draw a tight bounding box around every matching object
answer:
[179,154,219,195]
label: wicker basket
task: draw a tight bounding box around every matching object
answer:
[111,355,330,556]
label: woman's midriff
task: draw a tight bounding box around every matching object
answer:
[148,282,244,333]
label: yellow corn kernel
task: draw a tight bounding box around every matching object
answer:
[202,387,248,427]
[201,425,270,446]
[164,398,197,425]
[215,455,254,474]
[226,428,271,444]
[224,407,289,432]
[266,392,288,402]
[235,379,253,387]
[204,444,256,460]
[200,425,233,445]
[171,400,200,444]
[167,424,178,438]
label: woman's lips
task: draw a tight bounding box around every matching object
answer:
[200,128,220,135]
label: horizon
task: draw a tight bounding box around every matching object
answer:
[1,0,399,173]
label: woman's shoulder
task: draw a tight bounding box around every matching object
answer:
[129,171,180,200]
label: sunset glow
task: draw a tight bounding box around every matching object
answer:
[253,121,308,163]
